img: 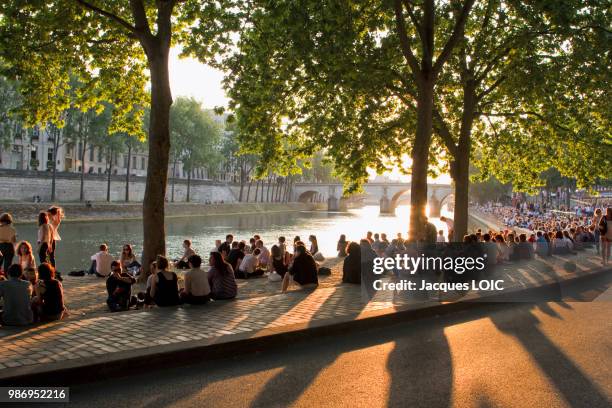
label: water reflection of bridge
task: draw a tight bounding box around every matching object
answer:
[292,182,453,216]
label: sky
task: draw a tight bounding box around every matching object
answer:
[169,48,229,109]
[169,48,451,184]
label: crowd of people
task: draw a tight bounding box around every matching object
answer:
[475,203,612,265]
[1,201,611,328]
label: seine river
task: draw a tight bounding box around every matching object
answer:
[14,205,452,272]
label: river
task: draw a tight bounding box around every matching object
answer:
[14,205,452,272]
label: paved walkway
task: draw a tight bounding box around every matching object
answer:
[0,248,608,380]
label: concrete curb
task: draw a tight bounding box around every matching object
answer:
[1,265,609,386]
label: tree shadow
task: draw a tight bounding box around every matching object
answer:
[490,306,610,408]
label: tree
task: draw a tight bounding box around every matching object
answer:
[0,76,23,154]
[220,125,258,201]
[169,97,223,202]
[225,0,475,239]
[1,1,239,274]
[431,0,611,239]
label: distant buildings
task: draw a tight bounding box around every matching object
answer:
[0,119,239,183]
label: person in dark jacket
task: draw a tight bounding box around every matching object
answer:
[342,242,361,284]
[282,244,318,292]
[106,261,136,312]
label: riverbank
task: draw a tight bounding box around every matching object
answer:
[0,201,323,224]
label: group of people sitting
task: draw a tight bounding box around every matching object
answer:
[211,234,321,291]
[0,262,66,326]
[477,204,612,265]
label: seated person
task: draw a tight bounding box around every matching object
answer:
[33,263,66,322]
[236,248,263,279]
[342,242,361,284]
[22,267,38,287]
[180,255,211,305]
[227,241,246,272]
[0,264,33,326]
[89,244,114,277]
[534,231,549,257]
[137,261,157,307]
[150,256,181,307]
[106,261,136,312]
[337,235,348,257]
[218,234,234,257]
[207,251,237,300]
[269,244,288,278]
[175,240,196,269]
[120,244,141,274]
[255,240,270,268]
[515,234,534,260]
[282,244,318,292]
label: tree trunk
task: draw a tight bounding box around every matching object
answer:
[106,148,112,202]
[452,82,476,242]
[238,162,245,202]
[254,179,259,202]
[141,43,173,280]
[171,159,177,202]
[409,77,435,240]
[125,143,132,202]
[246,179,252,203]
[50,126,60,202]
[186,169,191,202]
[260,179,265,203]
[266,177,272,202]
[80,139,87,202]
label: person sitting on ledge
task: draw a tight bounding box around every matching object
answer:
[227,241,245,273]
[218,234,234,258]
[175,240,196,269]
[208,251,237,300]
[268,244,288,279]
[282,244,318,292]
[106,261,136,312]
[150,255,180,307]
[256,240,271,269]
[0,264,33,326]
[120,244,141,275]
[236,248,263,279]
[342,241,361,284]
[89,243,114,277]
[33,263,66,322]
[180,255,211,305]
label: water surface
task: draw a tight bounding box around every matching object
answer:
[15,205,451,272]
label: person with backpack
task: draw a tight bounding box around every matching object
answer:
[599,207,612,265]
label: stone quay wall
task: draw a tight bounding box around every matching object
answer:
[0,169,237,203]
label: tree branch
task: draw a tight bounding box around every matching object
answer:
[129,0,152,36]
[432,108,458,156]
[433,0,476,74]
[478,111,571,132]
[393,0,421,77]
[73,0,137,34]
[476,74,506,101]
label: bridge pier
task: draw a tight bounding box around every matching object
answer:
[379,187,395,214]
[428,190,441,218]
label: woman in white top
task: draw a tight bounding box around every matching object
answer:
[16,241,36,271]
[47,207,63,267]
[37,212,55,266]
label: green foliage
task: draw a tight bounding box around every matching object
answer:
[169,97,223,175]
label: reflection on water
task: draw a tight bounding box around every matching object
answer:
[15,205,452,272]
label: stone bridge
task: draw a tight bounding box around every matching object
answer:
[292,182,453,216]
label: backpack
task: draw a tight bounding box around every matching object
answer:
[318,266,332,276]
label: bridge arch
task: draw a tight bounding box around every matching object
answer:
[297,190,321,203]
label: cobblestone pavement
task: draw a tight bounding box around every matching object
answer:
[0,249,607,375]
[56,257,346,320]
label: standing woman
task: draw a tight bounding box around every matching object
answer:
[37,212,55,265]
[593,208,603,255]
[47,206,63,267]
[0,213,17,274]
[599,207,612,266]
